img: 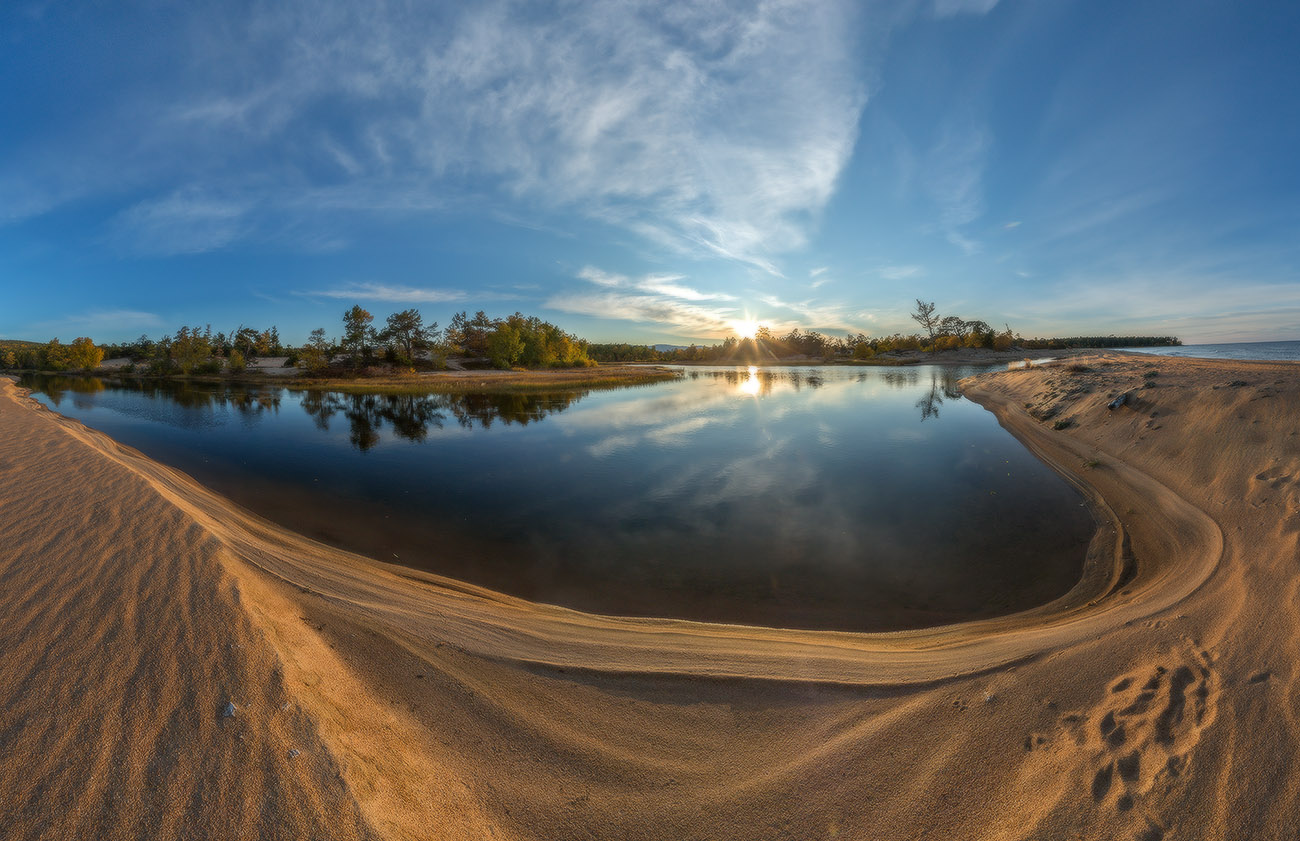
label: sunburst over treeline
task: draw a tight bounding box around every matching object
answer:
[1,299,1178,374]
[589,301,1180,363]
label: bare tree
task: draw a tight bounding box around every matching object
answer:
[911,299,940,348]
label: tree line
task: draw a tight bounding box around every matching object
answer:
[588,300,1178,363]
[299,307,594,372]
[587,301,1016,363]
[0,307,594,374]
[2,337,105,372]
[1,298,1179,374]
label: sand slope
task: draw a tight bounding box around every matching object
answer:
[1,353,1297,839]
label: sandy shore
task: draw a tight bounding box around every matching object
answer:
[1,352,1296,839]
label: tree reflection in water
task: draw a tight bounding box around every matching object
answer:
[25,366,986,447]
[914,370,964,422]
[868,366,972,421]
[695,368,834,397]
[299,389,587,451]
[120,379,283,415]
[31,375,105,410]
[37,376,282,417]
[693,365,972,420]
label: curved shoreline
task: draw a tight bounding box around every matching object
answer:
[5,353,1296,839]
[0,373,1218,686]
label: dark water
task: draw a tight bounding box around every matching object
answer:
[1121,340,1300,361]
[18,366,1095,632]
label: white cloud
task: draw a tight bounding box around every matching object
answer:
[932,0,1000,17]
[558,263,893,338]
[637,279,736,302]
[577,265,734,301]
[577,267,628,288]
[946,230,981,256]
[809,266,832,289]
[924,125,990,255]
[547,290,738,337]
[756,294,863,332]
[559,265,876,338]
[108,193,251,255]
[299,283,469,304]
[8,1,870,270]
[878,264,922,280]
[30,309,162,336]
[552,264,745,334]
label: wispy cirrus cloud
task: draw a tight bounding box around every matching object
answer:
[297,283,469,304]
[575,265,735,301]
[29,309,162,336]
[554,265,882,337]
[547,290,739,337]
[932,0,1001,18]
[924,125,991,255]
[637,279,735,302]
[877,264,922,281]
[576,267,630,289]
[548,265,742,336]
[756,294,869,333]
[106,192,252,256]
[809,266,833,289]
[4,1,870,272]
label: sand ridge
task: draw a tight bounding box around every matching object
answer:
[1,353,1297,838]
[0,379,1218,687]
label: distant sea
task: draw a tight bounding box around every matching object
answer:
[1119,341,1300,362]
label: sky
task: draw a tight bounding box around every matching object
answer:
[2,0,1298,346]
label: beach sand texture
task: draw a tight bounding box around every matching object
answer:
[1,353,1297,839]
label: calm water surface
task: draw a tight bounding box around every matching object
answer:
[1121,340,1300,361]
[19,366,1095,632]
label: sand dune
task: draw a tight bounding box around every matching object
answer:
[1,353,1297,839]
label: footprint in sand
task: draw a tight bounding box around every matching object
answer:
[1082,649,1217,837]
[1252,467,1299,497]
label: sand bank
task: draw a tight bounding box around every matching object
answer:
[1,353,1296,839]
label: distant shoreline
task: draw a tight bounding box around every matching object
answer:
[10,363,685,394]
[660,346,1101,367]
[2,347,1098,392]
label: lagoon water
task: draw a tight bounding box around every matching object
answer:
[18,366,1095,632]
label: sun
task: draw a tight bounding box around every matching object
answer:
[730,319,759,340]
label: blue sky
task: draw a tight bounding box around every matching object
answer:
[2,0,1298,345]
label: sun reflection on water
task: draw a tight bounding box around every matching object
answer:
[740,365,760,396]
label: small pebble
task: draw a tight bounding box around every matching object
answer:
[289,749,301,759]
[222,701,237,718]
